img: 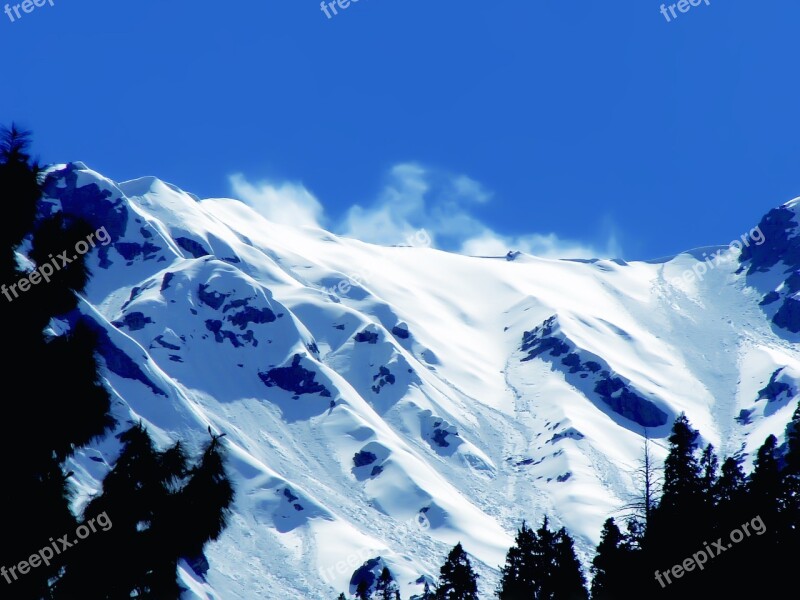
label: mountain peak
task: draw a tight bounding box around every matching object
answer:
[36,165,800,598]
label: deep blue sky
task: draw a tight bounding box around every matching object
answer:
[1,0,798,260]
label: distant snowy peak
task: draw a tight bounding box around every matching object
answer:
[738,197,800,332]
[739,198,800,273]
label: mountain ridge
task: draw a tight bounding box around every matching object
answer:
[34,161,800,598]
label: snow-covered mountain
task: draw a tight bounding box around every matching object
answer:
[40,162,800,599]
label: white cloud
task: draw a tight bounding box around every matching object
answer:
[450,174,493,204]
[460,230,622,259]
[339,164,429,244]
[230,164,621,259]
[229,173,325,229]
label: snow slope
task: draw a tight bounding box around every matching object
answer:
[37,162,800,599]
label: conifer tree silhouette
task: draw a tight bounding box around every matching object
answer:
[0,124,114,598]
[435,543,479,600]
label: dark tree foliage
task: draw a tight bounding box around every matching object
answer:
[644,413,705,585]
[498,518,587,600]
[0,124,115,598]
[497,521,537,599]
[714,456,746,506]
[590,518,629,600]
[699,444,718,504]
[660,414,704,512]
[783,402,800,561]
[375,567,401,600]
[550,525,588,600]
[748,434,781,516]
[591,413,800,598]
[53,424,235,599]
[356,579,372,600]
[170,430,235,559]
[435,543,479,600]
[0,126,234,599]
[53,423,171,597]
[785,400,800,473]
[420,581,435,599]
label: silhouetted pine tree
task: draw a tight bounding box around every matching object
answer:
[712,452,748,588]
[782,402,800,561]
[694,442,721,547]
[52,423,170,597]
[645,414,704,587]
[748,435,781,520]
[2,126,234,598]
[551,526,588,600]
[141,440,193,598]
[498,518,587,600]
[714,456,746,507]
[435,543,479,600]
[497,521,537,599]
[699,444,718,502]
[375,567,401,600]
[420,581,435,599]
[168,430,235,575]
[785,401,800,471]
[56,424,236,599]
[590,518,631,600]
[659,414,703,512]
[534,518,557,597]
[356,580,372,600]
[744,434,784,588]
[592,412,800,597]
[0,124,115,598]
